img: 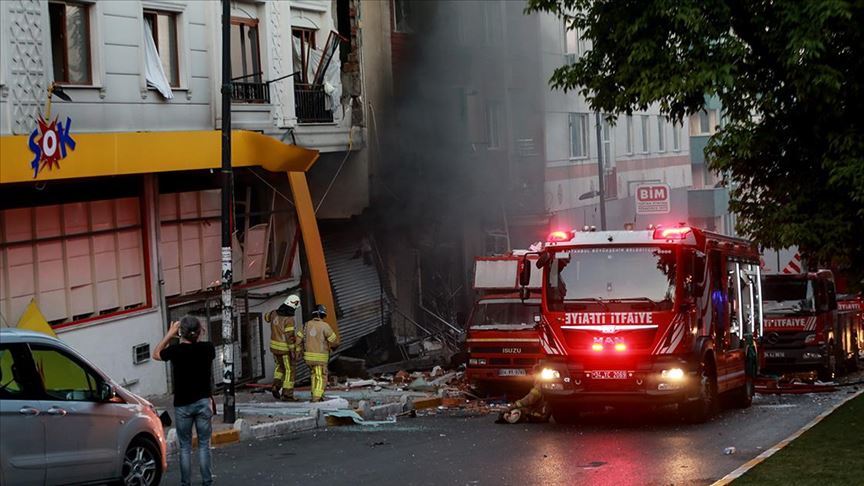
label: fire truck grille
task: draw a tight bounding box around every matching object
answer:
[762,331,811,349]
[562,329,657,351]
[470,346,541,355]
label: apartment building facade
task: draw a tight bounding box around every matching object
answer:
[0,0,389,396]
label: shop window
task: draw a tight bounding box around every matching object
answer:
[49,1,92,85]
[0,198,148,327]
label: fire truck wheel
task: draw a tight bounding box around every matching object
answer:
[818,344,837,382]
[728,374,754,409]
[551,405,581,424]
[681,359,718,424]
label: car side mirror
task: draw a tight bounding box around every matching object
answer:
[98,382,116,402]
[519,259,531,287]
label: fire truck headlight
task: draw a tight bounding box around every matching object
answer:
[540,368,561,381]
[469,358,487,366]
[804,334,817,345]
[661,368,685,381]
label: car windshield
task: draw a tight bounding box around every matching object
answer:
[470,302,537,327]
[762,279,815,314]
[546,246,676,311]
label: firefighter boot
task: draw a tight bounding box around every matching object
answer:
[271,382,282,400]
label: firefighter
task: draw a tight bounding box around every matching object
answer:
[266,294,301,401]
[498,367,550,424]
[302,304,339,402]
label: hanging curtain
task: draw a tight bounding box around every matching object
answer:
[143,20,174,99]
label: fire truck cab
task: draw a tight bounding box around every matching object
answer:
[522,226,762,423]
[465,254,543,395]
[762,271,860,379]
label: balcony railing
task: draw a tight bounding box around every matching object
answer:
[232,81,269,103]
[294,83,333,124]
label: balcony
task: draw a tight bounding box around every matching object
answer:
[232,81,269,103]
[294,83,334,124]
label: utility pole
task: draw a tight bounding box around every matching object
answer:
[220,0,236,424]
[594,112,607,230]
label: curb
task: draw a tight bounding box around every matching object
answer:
[712,388,864,485]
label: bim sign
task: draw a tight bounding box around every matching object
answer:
[635,183,671,215]
[28,115,76,178]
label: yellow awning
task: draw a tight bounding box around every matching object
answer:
[0,130,318,184]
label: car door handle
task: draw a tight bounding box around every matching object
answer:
[46,407,68,416]
[19,407,40,416]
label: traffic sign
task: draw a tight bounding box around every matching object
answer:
[635,183,671,214]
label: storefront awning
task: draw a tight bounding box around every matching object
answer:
[0,130,319,184]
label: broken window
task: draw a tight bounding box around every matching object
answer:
[144,10,179,87]
[157,170,300,298]
[292,28,316,85]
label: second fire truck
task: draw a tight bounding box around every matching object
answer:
[520,226,762,423]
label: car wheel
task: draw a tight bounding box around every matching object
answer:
[681,359,718,424]
[121,437,162,486]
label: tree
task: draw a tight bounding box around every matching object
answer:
[526,0,864,287]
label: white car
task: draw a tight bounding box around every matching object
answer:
[0,328,166,485]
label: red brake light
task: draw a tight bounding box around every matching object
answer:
[547,230,573,242]
[654,227,692,240]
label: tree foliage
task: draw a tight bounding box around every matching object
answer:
[526,0,864,285]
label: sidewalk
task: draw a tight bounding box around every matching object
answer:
[147,384,439,453]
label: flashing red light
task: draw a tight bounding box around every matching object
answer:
[614,343,627,352]
[547,230,573,242]
[654,226,692,240]
[591,343,604,352]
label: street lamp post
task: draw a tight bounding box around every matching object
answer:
[220,0,236,423]
[594,112,607,230]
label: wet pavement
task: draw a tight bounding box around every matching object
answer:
[163,381,862,486]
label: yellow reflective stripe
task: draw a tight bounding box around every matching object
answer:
[304,351,329,362]
[270,341,292,351]
[326,333,337,343]
[283,327,295,332]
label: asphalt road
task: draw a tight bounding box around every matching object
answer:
[163,387,861,486]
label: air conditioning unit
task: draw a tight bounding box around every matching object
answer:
[133,343,150,365]
[564,53,578,65]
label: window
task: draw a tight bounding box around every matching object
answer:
[49,1,92,85]
[486,101,503,149]
[0,197,148,327]
[0,345,30,399]
[640,115,650,153]
[144,10,179,87]
[672,122,681,151]
[393,0,413,33]
[601,115,613,167]
[657,115,667,152]
[31,346,101,402]
[626,115,634,154]
[689,109,718,135]
[231,18,265,102]
[292,28,316,84]
[569,113,589,159]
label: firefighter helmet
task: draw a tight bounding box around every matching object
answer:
[283,294,301,309]
[312,304,327,318]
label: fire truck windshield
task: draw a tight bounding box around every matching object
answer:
[546,246,676,311]
[470,301,539,329]
[763,279,815,314]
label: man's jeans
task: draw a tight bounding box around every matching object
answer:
[175,398,213,486]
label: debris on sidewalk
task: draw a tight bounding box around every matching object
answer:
[325,409,396,427]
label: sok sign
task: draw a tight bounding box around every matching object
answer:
[635,183,671,215]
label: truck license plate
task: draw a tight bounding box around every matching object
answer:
[765,351,785,358]
[498,368,526,377]
[590,370,628,380]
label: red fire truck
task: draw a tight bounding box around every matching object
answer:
[520,226,762,423]
[762,271,860,379]
[838,294,863,363]
[465,254,543,396]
